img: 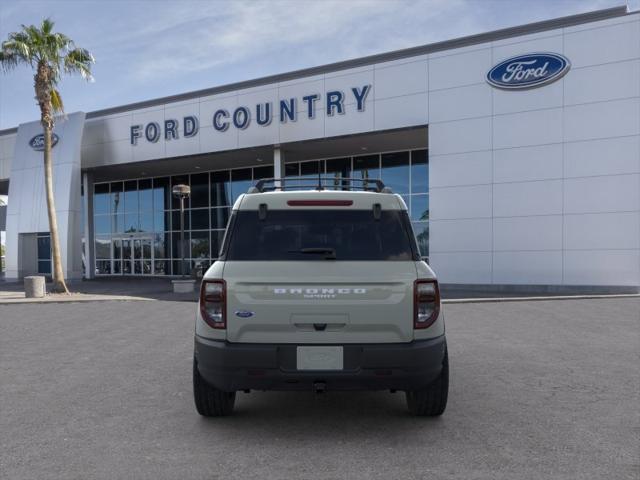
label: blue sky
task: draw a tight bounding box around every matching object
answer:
[0,0,634,130]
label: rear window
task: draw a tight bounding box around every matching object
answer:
[225,209,417,261]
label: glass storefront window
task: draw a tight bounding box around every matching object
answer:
[253,166,272,181]
[124,212,139,233]
[139,213,153,233]
[381,151,410,194]
[231,168,252,202]
[111,212,124,234]
[191,231,209,258]
[211,207,230,230]
[124,180,138,212]
[95,236,111,259]
[95,215,111,235]
[37,233,52,275]
[171,210,190,232]
[190,208,209,230]
[112,238,122,261]
[210,171,230,207]
[37,235,51,259]
[173,260,190,276]
[96,260,111,274]
[111,182,123,217]
[154,260,170,275]
[171,232,189,259]
[411,149,428,193]
[410,194,429,221]
[94,183,110,215]
[326,158,350,189]
[190,173,209,208]
[91,149,428,275]
[412,222,429,257]
[211,230,226,258]
[154,233,168,258]
[300,160,323,179]
[153,211,168,232]
[285,163,299,177]
[352,154,380,189]
[138,178,153,212]
[153,177,170,210]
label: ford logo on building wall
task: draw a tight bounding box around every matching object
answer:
[487,53,570,90]
[29,133,59,151]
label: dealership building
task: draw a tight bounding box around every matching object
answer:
[0,6,638,291]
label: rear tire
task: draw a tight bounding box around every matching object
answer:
[405,346,449,416]
[193,358,236,417]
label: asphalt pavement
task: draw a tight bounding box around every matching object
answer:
[1,297,638,479]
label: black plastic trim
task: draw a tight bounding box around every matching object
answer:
[194,335,446,392]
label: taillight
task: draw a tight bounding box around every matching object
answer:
[414,279,440,329]
[200,279,226,329]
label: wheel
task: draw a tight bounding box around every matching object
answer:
[193,358,236,417]
[405,346,449,416]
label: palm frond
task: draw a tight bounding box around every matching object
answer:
[41,18,55,35]
[50,88,64,114]
[0,50,19,70]
[64,47,94,81]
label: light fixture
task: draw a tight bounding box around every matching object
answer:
[256,157,263,162]
[194,166,201,169]
[360,146,368,151]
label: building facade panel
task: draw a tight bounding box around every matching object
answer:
[493,215,563,252]
[428,83,492,123]
[373,59,428,100]
[493,143,563,183]
[493,251,563,285]
[564,135,640,178]
[563,211,640,250]
[563,19,640,67]
[493,108,563,149]
[493,180,563,218]
[429,184,492,220]
[429,150,492,188]
[429,218,492,253]
[429,252,493,284]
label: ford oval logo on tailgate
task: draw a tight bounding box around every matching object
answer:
[487,53,570,90]
[235,310,254,318]
[29,133,59,151]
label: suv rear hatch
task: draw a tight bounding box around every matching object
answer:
[221,204,419,344]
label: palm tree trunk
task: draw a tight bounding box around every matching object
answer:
[43,123,69,294]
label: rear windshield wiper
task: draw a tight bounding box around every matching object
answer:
[287,247,337,259]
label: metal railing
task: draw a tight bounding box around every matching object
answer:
[250,177,391,193]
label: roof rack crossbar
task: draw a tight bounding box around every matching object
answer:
[251,177,389,193]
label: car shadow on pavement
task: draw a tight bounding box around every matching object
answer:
[193,391,445,438]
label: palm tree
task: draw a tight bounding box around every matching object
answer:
[0,19,94,293]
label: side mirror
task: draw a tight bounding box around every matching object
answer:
[421,256,429,263]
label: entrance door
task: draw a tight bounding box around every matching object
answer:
[133,238,153,275]
[115,237,153,275]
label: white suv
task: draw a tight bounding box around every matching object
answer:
[193,178,448,416]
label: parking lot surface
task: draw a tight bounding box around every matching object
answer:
[1,297,638,479]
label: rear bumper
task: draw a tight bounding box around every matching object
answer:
[194,335,446,392]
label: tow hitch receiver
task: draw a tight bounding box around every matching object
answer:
[313,382,327,394]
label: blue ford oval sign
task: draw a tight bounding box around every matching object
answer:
[235,310,254,318]
[487,53,570,90]
[29,133,59,151]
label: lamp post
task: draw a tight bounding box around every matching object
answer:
[172,184,191,278]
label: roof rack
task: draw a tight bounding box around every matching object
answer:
[250,177,391,193]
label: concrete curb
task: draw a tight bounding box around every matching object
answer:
[0,295,154,304]
[443,293,640,304]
